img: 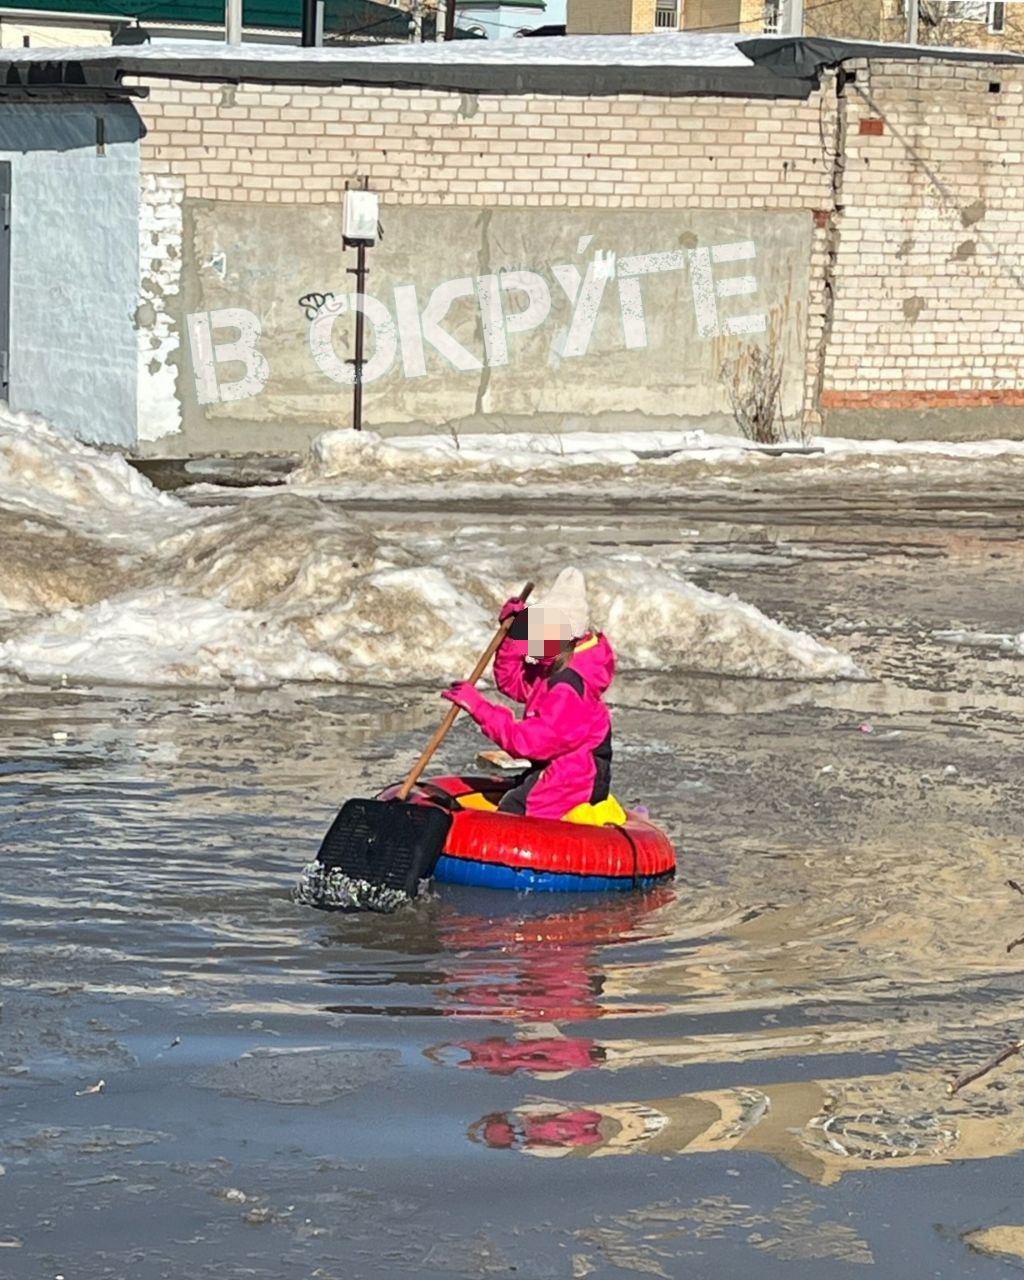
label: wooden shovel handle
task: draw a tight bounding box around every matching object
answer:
[397,581,534,801]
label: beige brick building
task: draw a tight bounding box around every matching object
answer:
[568,0,1024,51]
[1,35,1024,453]
[567,0,768,35]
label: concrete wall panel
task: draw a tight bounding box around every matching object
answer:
[169,202,812,456]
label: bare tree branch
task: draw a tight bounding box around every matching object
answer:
[948,1041,1024,1095]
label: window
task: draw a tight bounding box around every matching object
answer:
[763,0,780,32]
[989,1,1007,31]
[655,1,679,28]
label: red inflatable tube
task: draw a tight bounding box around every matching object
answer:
[376,775,677,893]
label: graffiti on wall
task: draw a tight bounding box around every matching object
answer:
[186,236,767,406]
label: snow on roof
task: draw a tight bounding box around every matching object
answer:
[1,31,759,69]
[5,33,1021,100]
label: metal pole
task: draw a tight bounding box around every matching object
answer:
[444,0,456,41]
[225,0,242,45]
[345,175,370,433]
[907,0,919,44]
[352,241,366,432]
[411,0,424,42]
[301,0,318,46]
[787,0,804,36]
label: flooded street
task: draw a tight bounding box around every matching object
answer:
[4,450,1024,1278]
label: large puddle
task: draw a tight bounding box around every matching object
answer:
[3,473,1024,1278]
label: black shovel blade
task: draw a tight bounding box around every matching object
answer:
[315,797,452,898]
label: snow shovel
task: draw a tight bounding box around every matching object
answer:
[298,582,534,912]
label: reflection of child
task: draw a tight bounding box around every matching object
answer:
[477,1108,608,1152]
[442,569,618,820]
[446,1037,604,1077]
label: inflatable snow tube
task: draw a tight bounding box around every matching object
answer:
[376,775,677,893]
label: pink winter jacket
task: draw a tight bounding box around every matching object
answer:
[459,631,616,820]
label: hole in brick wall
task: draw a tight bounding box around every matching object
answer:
[990,81,1002,93]
[846,70,857,81]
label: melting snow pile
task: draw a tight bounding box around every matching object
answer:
[592,568,858,681]
[0,590,344,689]
[288,426,1024,503]
[0,414,862,688]
[289,427,746,487]
[0,405,179,532]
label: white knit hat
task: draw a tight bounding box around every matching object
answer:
[531,567,590,640]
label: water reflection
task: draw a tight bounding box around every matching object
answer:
[470,1067,1024,1184]
[414,890,677,1074]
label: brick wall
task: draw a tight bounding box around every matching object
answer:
[681,0,741,31]
[879,8,1024,55]
[631,0,658,32]
[134,77,832,210]
[131,52,1024,436]
[823,58,1024,411]
[565,0,635,33]
[568,0,763,34]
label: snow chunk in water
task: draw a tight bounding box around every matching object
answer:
[0,589,345,689]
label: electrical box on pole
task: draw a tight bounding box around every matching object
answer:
[343,188,379,244]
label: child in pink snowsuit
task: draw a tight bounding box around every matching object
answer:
[442,569,615,820]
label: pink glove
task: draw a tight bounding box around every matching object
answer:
[499,596,528,623]
[441,681,485,715]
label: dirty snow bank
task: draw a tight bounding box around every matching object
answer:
[0,590,344,689]
[0,406,180,532]
[592,567,859,681]
[288,427,1024,499]
[0,415,862,688]
[290,428,747,486]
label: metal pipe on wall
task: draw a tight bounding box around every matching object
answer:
[225,0,242,44]
[301,0,322,45]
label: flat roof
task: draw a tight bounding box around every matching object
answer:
[2,33,1023,100]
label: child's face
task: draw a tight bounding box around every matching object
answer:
[527,608,571,659]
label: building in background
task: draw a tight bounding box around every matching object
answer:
[828,2,1019,52]
[565,0,767,35]
[2,35,1024,453]
[454,0,548,39]
[565,0,1020,48]
[0,0,483,48]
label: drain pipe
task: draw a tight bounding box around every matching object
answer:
[302,0,323,45]
[225,0,242,44]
